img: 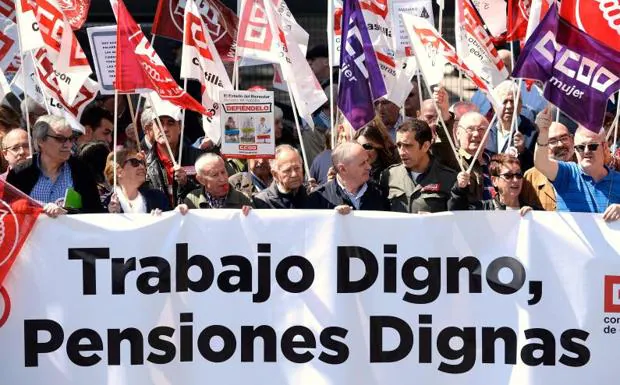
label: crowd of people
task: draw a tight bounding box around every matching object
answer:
[0,45,618,222]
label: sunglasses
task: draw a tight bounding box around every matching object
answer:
[573,143,600,153]
[46,134,76,144]
[124,158,145,167]
[361,143,380,151]
[500,172,523,181]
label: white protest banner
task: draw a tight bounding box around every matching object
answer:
[87,25,117,95]
[0,211,619,385]
[390,0,433,56]
[471,0,507,38]
[219,90,275,159]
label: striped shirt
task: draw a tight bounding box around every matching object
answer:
[30,160,74,205]
[553,162,620,213]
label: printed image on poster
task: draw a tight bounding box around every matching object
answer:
[220,90,275,159]
[391,0,433,56]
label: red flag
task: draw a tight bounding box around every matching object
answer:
[559,0,620,53]
[112,0,209,115]
[152,0,238,62]
[56,0,91,30]
[506,0,530,42]
[0,180,42,287]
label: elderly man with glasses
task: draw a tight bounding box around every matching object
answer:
[533,109,620,221]
[1,128,31,179]
[7,115,103,217]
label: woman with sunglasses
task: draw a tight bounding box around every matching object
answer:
[353,118,400,184]
[103,149,170,214]
[449,154,535,215]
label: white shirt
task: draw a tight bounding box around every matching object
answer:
[116,187,147,214]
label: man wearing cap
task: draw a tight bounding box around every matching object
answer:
[142,95,206,206]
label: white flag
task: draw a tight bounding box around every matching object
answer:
[401,14,445,87]
[181,0,233,144]
[455,0,509,87]
[0,67,10,101]
[237,0,326,127]
[31,0,92,105]
[385,57,418,108]
[15,0,45,52]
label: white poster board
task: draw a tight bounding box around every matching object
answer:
[86,25,117,95]
[391,0,434,56]
[220,90,275,159]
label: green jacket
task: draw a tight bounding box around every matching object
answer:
[184,185,253,209]
[380,157,457,213]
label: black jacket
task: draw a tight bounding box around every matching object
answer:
[253,182,309,209]
[103,187,171,213]
[7,154,104,213]
[145,144,204,206]
[305,179,389,211]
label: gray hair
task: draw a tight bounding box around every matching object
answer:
[269,144,300,170]
[274,105,283,121]
[141,107,156,130]
[33,115,70,150]
[492,80,519,103]
[331,141,362,171]
[195,153,223,176]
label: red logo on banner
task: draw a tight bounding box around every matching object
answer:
[560,0,620,52]
[185,12,214,60]
[152,0,238,61]
[359,0,388,19]
[56,0,90,30]
[605,276,620,313]
[238,0,273,52]
[0,0,15,21]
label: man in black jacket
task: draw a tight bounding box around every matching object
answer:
[306,142,388,212]
[7,115,103,216]
[253,145,308,209]
[141,101,205,206]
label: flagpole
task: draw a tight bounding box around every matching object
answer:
[285,86,311,178]
[506,78,523,152]
[555,105,560,123]
[126,94,142,153]
[15,15,33,154]
[438,0,445,35]
[146,93,179,167]
[113,90,119,188]
[327,0,336,149]
[416,70,423,113]
[467,113,497,174]
[178,78,188,165]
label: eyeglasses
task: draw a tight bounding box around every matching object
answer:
[548,134,571,146]
[3,143,29,153]
[361,143,380,151]
[46,134,76,144]
[574,143,600,153]
[124,158,146,168]
[460,125,486,135]
[500,172,523,181]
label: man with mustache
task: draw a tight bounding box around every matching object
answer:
[534,109,620,221]
[520,122,574,211]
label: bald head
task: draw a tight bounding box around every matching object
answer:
[2,128,30,168]
[418,99,438,127]
[332,141,371,190]
[457,112,490,155]
[271,145,303,192]
[573,126,607,174]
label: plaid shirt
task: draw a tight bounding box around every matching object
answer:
[30,159,74,205]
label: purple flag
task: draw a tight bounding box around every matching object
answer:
[512,4,620,132]
[337,0,387,130]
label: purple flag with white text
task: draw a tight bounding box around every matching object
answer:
[337,0,387,130]
[512,4,620,132]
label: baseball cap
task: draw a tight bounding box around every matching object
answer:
[143,92,182,121]
[306,44,329,60]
